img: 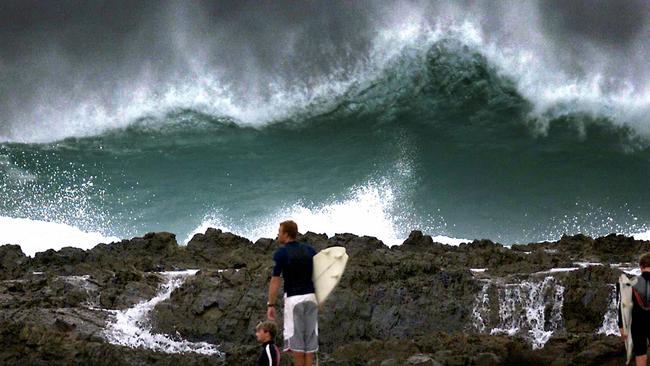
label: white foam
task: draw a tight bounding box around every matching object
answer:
[185,181,403,245]
[183,179,469,247]
[5,69,359,144]
[574,262,603,268]
[631,230,650,241]
[532,267,580,275]
[0,216,119,257]
[373,11,650,137]
[402,12,650,137]
[103,270,222,356]
[430,235,468,246]
[1,37,361,144]
[182,214,235,245]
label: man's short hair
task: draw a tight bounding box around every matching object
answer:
[256,321,278,339]
[640,252,650,269]
[280,220,298,239]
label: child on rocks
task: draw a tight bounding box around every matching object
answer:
[256,321,281,366]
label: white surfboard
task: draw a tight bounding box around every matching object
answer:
[619,274,637,365]
[312,246,349,304]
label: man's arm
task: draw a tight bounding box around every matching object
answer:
[267,276,281,320]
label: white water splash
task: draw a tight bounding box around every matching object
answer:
[471,277,564,349]
[184,179,469,247]
[598,284,619,336]
[0,216,119,257]
[186,182,403,245]
[631,229,650,241]
[103,270,222,356]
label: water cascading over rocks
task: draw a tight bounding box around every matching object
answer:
[598,284,620,336]
[471,276,564,349]
[103,270,223,356]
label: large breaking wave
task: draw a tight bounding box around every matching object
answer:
[2,6,650,143]
[1,1,650,254]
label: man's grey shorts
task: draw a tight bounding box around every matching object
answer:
[283,293,318,353]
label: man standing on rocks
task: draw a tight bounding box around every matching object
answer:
[267,220,318,366]
[619,252,650,366]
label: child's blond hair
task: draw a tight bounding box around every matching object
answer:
[256,321,278,339]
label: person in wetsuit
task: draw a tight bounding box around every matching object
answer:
[256,321,280,366]
[619,252,650,366]
[267,220,318,366]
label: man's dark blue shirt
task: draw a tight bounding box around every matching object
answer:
[272,241,316,297]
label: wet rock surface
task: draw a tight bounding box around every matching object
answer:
[0,229,647,364]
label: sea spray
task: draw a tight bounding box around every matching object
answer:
[103,270,222,356]
[0,216,119,257]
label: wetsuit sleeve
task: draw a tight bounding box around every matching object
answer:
[272,248,285,277]
[257,345,273,366]
[272,344,280,366]
[617,282,622,328]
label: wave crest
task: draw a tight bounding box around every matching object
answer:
[4,15,650,144]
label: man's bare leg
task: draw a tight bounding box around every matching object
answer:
[636,355,647,366]
[292,351,314,366]
[292,351,306,366]
[305,352,314,366]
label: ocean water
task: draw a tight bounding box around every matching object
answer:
[1,2,650,254]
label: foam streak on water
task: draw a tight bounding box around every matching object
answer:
[103,270,222,356]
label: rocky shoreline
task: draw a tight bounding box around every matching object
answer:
[1,229,647,365]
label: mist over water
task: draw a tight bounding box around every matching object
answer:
[1,1,650,253]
